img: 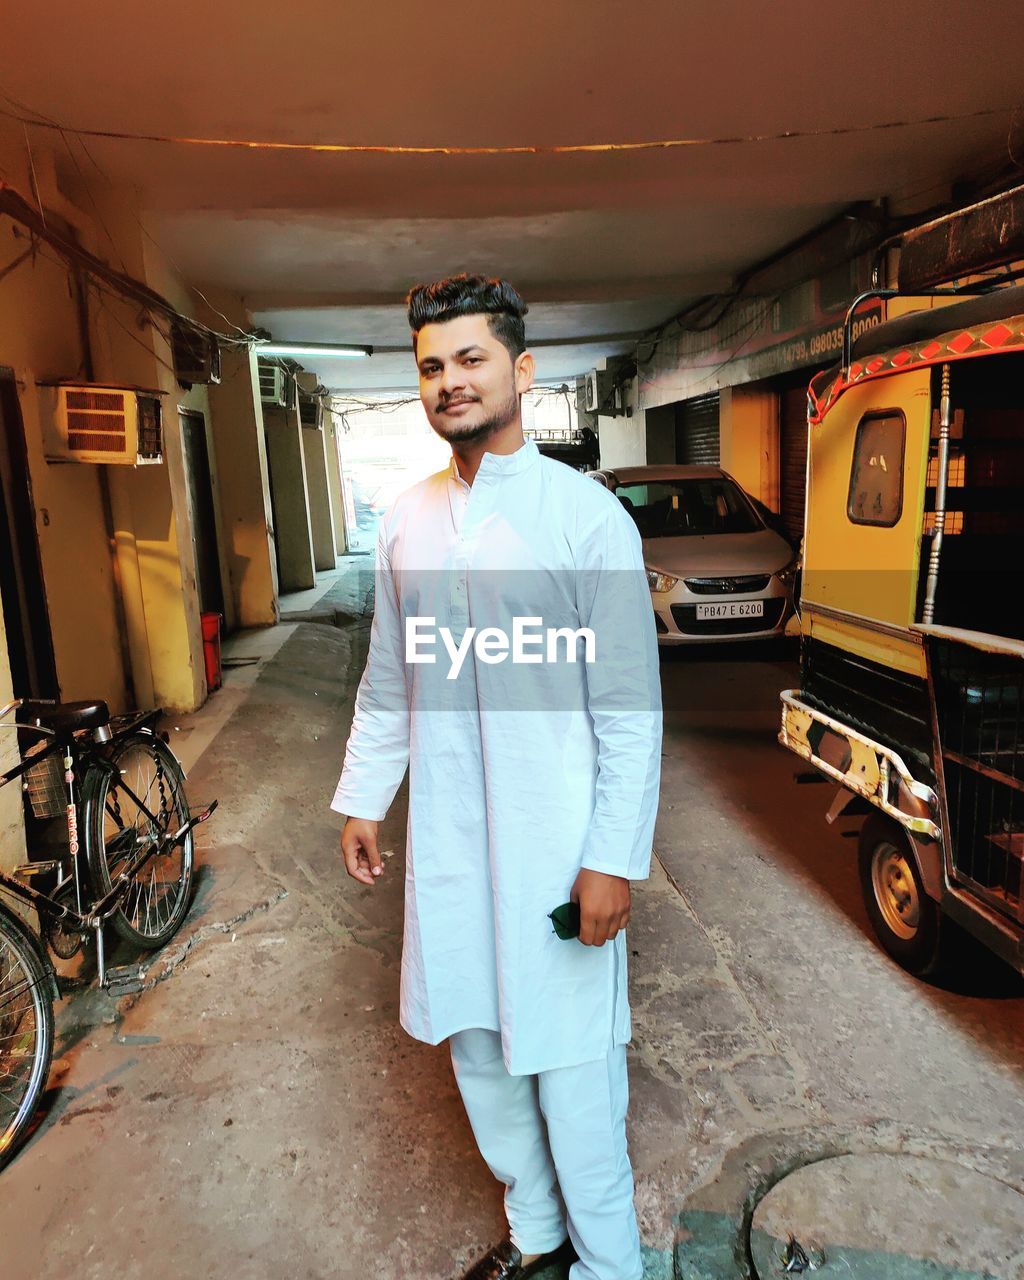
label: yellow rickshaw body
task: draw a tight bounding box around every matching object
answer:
[801,366,931,679]
[779,286,1024,973]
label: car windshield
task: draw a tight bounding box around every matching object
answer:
[614,478,761,538]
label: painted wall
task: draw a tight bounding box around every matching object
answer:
[0,127,133,716]
[0,123,263,738]
[0,129,273,871]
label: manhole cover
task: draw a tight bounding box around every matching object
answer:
[750,1153,1024,1279]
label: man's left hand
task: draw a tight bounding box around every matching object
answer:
[571,868,631,946]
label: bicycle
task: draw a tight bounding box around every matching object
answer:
[0,696,216,1170]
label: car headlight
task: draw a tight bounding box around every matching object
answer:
[646,569,678,593]
[776,560,800,587]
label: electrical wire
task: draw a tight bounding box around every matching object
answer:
[65,125,253,337]
[55,127,130,276]
[0,242,34,284]
[4,76,1019,399]
[0,181,252,357]
[0,84,256,347]
[329,385,572,416]
[93,290,181,379]
[0,100,1015,158]
[22,123,44,225]
[636,291,783,398]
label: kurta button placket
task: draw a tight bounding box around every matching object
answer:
[446,466,474,630]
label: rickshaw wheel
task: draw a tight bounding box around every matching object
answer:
[858,813,943,977]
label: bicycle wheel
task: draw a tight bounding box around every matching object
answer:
[0,909,54,1170]
[84,733,195,949]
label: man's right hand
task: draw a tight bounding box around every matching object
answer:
[341,817,383,886]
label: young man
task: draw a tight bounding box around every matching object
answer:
[333,275,661,1280]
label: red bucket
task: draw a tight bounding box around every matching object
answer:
[201,611,223,692]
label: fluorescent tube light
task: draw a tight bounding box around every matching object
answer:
[255,342,372,358]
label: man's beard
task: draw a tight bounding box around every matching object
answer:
[430,385,519,445]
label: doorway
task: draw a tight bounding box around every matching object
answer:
[179,410,224,618]
[0,370,58,699]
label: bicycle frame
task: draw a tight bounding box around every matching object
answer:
[0,702,215,986]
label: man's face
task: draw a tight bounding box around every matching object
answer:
[414,313,534,445]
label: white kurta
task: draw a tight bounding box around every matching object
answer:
[332,438,662,1074]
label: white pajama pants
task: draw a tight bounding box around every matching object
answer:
[449,1029,642,1280]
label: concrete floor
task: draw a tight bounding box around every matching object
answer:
[1,568,1022,1280]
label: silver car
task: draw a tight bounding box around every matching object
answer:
[589,465,798,644]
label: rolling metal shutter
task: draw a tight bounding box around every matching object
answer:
[674,393,720,464]
[779,383,809,546]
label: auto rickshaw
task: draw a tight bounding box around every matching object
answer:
[779,284,1024,977]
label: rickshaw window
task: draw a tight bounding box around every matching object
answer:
[847,410,906,527]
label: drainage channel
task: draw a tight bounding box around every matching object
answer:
[746,1152,1024,1279]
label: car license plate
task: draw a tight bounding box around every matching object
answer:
[695,600,764,620]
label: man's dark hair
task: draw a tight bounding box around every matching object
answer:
[407,274,528,360]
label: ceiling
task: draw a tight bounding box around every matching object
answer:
[4,0,1024,390]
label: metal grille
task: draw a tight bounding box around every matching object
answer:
[684,574,771,595]
[66,410,126,435]
[22,750,67,819]
[63,391,128,453]
[931,639,1024,920]
[136,396,163,460]
[67,431,125,453]
[674,394,720,464]
[65,390,125,413]
[671,598,785,636]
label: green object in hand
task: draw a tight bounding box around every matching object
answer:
[549,901,581,940]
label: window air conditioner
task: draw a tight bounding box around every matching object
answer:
[585,370,599,413]
[171,320,222,389]
[258,360,295,409]
[38,384,164,465]
[582,369,621,416]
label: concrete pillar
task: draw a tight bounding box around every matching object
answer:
[264,405,315,592]
[302,424,337,570]
[718,386,779,507]
[597,413,643,468]
[595,380,645,468]
[205,350,279,626]
[324,414,349,554]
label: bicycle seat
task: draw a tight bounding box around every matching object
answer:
[18,700,111,731]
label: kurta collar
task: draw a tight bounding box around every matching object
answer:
[448,438,540,486]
